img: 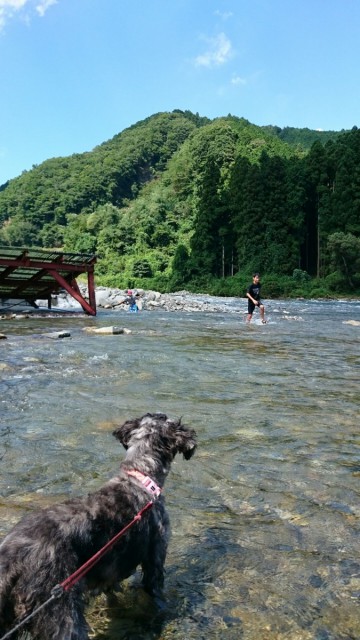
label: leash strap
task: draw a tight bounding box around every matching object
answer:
[0,475,162,639]
[60,500,153,591]
[0,500,154,640]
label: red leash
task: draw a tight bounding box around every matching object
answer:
[59,468,162,591]
[0,472,161,640]
[60,500,153,591]
[0,501,154,640]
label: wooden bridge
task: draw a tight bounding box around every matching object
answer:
[0,247,97,315]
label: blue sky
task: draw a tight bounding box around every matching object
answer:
[0,0,359,185]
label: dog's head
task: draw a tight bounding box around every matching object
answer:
[113,413,197,461]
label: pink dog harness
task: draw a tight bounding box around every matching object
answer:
[126,469,162,499]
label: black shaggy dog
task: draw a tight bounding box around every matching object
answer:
[0,413,197,640]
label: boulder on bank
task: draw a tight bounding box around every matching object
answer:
[86,287,230,313]
[48,286,239,314]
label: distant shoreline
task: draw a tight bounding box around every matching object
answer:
[1,287,359,320]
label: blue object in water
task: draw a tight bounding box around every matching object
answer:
[129,304,138,313]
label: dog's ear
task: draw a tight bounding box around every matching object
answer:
[113,418,140,449]
[172,420,197,460]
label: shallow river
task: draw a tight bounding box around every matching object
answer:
[0,298,359,640]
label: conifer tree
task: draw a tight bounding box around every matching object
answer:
[190,160,223,277]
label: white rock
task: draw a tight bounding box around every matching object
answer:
[83,326,130,335]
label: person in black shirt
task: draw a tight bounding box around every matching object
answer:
[246,273,266,323]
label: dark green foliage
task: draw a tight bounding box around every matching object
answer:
[190,159,224,277]
[327,232,360,288]
[171,244,191,287]
[0,111,358,296]
[132,258,153,278]
[229,151,305,276]
[292,269,311,283]
[262,125,343,150]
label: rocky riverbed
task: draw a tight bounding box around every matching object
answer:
[0,285,244,319]
[90,286,240,314]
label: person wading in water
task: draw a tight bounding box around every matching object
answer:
[120,290,139,312]
[246,273,266,323]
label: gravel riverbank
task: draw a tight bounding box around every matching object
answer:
[0,286,245,318]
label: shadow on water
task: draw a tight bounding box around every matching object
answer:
[87,517,360,640]
[87,523,246,640]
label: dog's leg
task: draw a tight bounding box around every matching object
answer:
[142,553,166,609]
[141,510,170,607]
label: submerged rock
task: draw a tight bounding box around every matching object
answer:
[43,331,71,339]
[83,326,131,335]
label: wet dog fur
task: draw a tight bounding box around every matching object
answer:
[0,412,197,639]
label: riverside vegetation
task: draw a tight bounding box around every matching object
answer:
[0,110,359,299]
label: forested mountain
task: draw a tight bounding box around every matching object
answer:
[262,125,343,150]
[0,111,359,296]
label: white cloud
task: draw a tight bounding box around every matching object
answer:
[195,32,233,68]
[0,0,28,7]
[0,0,56,30]
[36,0,57,18]
[0,0,25,29]
[214,10,233,21]
[231,75,247,86]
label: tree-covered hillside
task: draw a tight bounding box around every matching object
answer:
[0,111,359,296]
[262,125,343,150]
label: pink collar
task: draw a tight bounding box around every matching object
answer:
[126,469,162,499]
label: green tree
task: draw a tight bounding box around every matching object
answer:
[230,156,265,274]
[190,160,224,276]
[303,141,332,276]
[171,244,190,283]
[327,232,360,288]
[259,152,294,273]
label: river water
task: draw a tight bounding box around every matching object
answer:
[0,298,359,640]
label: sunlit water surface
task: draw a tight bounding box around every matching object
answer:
[0,298,359,640]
